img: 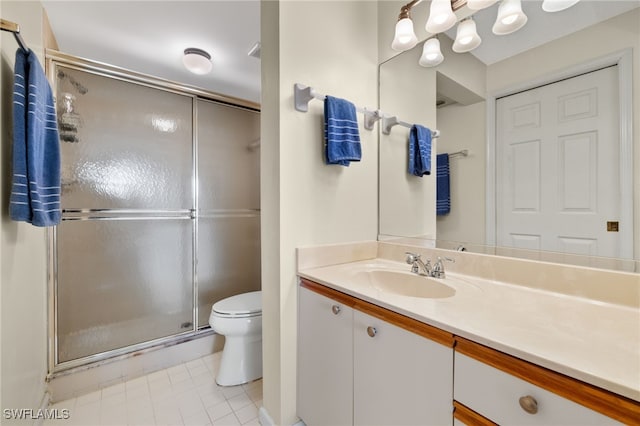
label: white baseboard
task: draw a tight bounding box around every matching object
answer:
[258,406,305,426]
[258,406,274,426]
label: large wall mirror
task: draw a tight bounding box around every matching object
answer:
[379,1,639,272]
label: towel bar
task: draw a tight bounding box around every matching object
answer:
[382,115,440,138]
[294,83,381,130]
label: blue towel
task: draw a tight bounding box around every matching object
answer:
[324,95,361,166]
[408,125,431,176]
[436,153,450,215]
[10,49,61,227]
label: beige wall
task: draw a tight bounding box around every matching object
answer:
[487,8,640,258]
[379,45,437,238]
[436,101,486,244]
[379,30,486,240]
[261,1,379,424]
[1,0,50,419]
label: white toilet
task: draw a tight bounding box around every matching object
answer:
[209,290,262,386]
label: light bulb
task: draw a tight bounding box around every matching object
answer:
[391,17,418,51]
[425,0,457,34]
[453,19,482,53]
[419,38,444,67]
[492,0,528,35]
[542,0,581,12]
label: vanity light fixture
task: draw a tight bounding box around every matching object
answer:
[492,0,528,35]
[452,18,481,53]
[419,37,444,67]
[182,48,213,75]
[466,0,499,10]
[542,0,581,12]
[390,0,579,66]
[425,0,457,33]
[392,5,419,51]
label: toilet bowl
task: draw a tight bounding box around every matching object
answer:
[209,290,262,386]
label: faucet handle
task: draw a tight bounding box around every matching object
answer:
[432,257,455,278]
[405,252,421,264]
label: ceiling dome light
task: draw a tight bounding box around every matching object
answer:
[425,0,457,34]
[182,48,212,75]
[467,0,499,10]
[542,0,581,12]
[392,17,418,51]
[453,18,482,53]
[419,38,444,67]
[492,0,528,35]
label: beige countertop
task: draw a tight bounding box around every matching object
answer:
[298,256,640,402]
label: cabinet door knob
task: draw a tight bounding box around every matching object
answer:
[367,326,377,337]
[519,395,538,414]
[331,305,341,315]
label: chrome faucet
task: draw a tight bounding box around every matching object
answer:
[405,252,432,276]
[406,253,455,279]
[431,257,455,279]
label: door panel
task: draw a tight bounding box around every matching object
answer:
[496,66,620,257]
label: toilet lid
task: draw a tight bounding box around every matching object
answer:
[213,291,262,317]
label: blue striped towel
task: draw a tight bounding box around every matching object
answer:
[408,125,431,177]
[436,153,450,215]
[324,95,361,166]
[10,49,61,227]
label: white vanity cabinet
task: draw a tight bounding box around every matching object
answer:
[298,279,455,426]
[353,309,453,426]
[453,337,638,426]
[297,284,354,426]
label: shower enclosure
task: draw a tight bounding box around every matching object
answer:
[47,52,260,371]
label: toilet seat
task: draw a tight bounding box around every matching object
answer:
[212,291,262,318]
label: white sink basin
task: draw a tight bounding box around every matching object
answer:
[352,270,456,299]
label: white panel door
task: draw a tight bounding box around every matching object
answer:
[496,66,620,257]
[297,287,353,426]
[353,310,453,426]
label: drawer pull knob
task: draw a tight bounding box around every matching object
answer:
[367,326,377,337]
[331,305,341,315]
[519,395,538,414]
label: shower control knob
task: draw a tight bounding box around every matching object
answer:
[367,326,377,337]
[331,305,341,315]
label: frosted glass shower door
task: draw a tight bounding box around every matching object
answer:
[57,219,193,362]
[196,99,260,327]
[54,66,195,364]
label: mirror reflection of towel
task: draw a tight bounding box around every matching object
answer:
[408,125,431,176]
[324,95,361,166]
[437,153,450,215]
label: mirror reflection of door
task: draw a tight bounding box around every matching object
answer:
[496,66,623,258]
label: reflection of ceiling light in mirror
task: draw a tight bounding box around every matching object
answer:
[183,48,212,75]
[493,0,528,35]
[425,0,457,33]
[152,116,177,133]
[453,18,482,53]
[419,38,444,68]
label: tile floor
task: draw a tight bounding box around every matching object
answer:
[45,352,262,426]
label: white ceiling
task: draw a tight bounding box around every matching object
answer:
[42,1,261,103]
[41,1,639,105]
[448,0,640,65]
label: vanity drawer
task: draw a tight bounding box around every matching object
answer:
[454,352,620,425]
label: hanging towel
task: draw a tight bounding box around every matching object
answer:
[10,49,61,227]
[324,95,361,166]
[408,124,432,177]
[436,153,450,215]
